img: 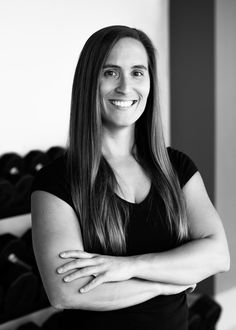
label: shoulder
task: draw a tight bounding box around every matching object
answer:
[167,147,198,188]
[30,154,73,207]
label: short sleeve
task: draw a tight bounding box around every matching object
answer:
[167,147,198,188]
[30,156,73,208]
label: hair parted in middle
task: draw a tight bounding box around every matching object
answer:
[67,25,188,255]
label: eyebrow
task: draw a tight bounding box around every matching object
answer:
[103,64,148,70]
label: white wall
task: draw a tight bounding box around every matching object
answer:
[0,0,169,156]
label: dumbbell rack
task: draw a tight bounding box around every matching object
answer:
[0,214,58,330]
[0,147,65,329]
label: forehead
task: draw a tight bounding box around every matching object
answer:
[105,37,149,67]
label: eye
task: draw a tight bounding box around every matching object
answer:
[132,70,144,77]
[103,70,119,78]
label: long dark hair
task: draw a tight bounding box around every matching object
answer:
[67,25,188,255]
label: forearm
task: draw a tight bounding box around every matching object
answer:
[53,277,192,311]
[54,277,158,311]
[132,236,229,285]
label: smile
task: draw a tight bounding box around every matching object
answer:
[109,100,137,108]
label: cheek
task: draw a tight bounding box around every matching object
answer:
[140,83,150,101]
[99,84,106,100]
[99,79,115,98]
[140,77,150,97]
[99,80,107,99]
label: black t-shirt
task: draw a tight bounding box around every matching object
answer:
[31,147,198,330]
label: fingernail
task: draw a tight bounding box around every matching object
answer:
[80,288,85,293]
[64,277,70,282]
[60,253,66,257]
[57,268,62,273]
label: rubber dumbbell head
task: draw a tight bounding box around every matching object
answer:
[0,233,33,279]
[46,146,65,162]
[4,271,40,319]
[24,150,50,175]
[190,294,222,329]
[0,153,24,183]
[12,174,34,213]
[0,179,14,218]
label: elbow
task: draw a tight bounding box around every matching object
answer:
[48,290,81,310]
[49,288,97,311]
[50,300,65,311]
[218,260,230,275]
[220,251,230,273]
[50,296,78,310]
[49,294,68,310]
[208,235,231,274]
[216,246,231,274]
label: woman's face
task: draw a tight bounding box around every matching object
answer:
[99,37,150,129]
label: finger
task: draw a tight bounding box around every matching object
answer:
[59,250,97,259]
[79,274,105,293]
[186,284,196,293]
[57,258,97,274]
[62,266,101,282]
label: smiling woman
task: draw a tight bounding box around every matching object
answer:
[100,37,150,129]
[30,25,230,330]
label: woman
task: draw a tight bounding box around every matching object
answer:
[31,25,230,330]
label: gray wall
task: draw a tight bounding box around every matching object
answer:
[170,0,215,296]
[215,0,236,295]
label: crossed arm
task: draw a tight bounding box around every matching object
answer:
[31,172,230,311]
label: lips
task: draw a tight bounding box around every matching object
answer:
[109,99,137,108]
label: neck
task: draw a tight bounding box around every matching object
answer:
[102,125,135,160]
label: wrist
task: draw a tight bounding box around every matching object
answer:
[128,255,144,278]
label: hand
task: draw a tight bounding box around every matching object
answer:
[186,283,196,293]
[155,282,197,296]
[57,250,135,293]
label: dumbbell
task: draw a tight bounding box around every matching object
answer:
[190,294,222,329]
[0,178,14,218]
[0,233,33,276]
[0,232,35,291]
[24,150,50,176]
[46,146,65,162]
[0,153,24,184]
[4,271,40,320]
[188,308,204,330]
[0,230,51,312]
[20,230,50,310]
[0,234,40,320]
[12,174,34,213]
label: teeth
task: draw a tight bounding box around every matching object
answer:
[110,100,135,108]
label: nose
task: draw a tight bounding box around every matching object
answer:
[115,74,131,94]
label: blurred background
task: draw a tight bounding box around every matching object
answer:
[0,0,235,329]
